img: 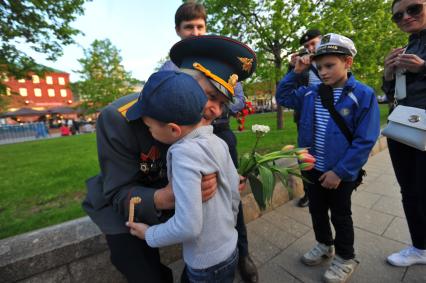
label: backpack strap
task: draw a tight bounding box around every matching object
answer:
[318,84,353,143]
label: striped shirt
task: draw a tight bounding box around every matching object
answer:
[313,87,343,172]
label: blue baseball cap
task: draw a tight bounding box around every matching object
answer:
[126,71,207,125]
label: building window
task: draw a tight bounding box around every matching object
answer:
[46,76,53,84]
[18,78,26,83]
[34,88,42,97]
[19,88,28,96]
[60,89,67,97]
[32,75,40,83]
[58,77,65,85]
[48,89,55,97]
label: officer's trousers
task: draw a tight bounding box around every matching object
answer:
[213,126,249,257]
[106,233,173,283]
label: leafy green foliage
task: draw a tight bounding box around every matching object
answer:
[0,0,90,109]
[205,0,406,127]
[75,39,139,112]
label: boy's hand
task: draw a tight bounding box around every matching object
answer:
[201,173,217,202]
[319,171,341,189]
[127,222,149,239]
[294,55,311,74]
[238,175,247,192]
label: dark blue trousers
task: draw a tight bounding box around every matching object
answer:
[213,126,249,257]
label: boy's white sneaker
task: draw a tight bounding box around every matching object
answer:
[323,255,359,283]
[302,243,335,266]
[387,246,426,267]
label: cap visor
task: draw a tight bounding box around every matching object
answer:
[125,101,144,121]
[209,79,234,102]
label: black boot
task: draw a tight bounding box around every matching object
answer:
[238,255,258,283]
[298,194,309,207]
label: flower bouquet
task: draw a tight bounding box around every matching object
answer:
[238,124,315,209]
[235,101,255,131]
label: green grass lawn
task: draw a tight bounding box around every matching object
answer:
[0,105,388,239]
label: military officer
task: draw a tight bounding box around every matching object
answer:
[83,35,256,283]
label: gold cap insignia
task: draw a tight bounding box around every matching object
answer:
[228,74,238,88]
[238,57,253,73]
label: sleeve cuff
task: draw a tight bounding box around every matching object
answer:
[145,226,157,247]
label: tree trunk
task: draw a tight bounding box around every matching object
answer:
[274,56,283,129]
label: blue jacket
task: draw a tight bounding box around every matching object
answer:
[275,71,381,181]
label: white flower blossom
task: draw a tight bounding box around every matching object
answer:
[252,124,270,134]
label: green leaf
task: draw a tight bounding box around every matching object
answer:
[270,166,293,200]
[247,174,265,210]
[258,164,275,207]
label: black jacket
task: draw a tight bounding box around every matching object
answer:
[382,29,426,109]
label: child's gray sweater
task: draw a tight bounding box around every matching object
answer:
[145,125,240,269]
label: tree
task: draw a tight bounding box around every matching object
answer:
[204,0,405,129]
[75,39,139,112]
[204,0,320,129]
[0,0,90,108]
[315,0,406,91]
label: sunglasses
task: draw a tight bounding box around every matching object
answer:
[392,3,426,23]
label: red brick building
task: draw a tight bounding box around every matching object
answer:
[3,69,74,111]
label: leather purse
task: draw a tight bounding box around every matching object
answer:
[382,105,426,151]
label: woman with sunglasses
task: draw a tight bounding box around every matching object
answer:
[382,0,426,267]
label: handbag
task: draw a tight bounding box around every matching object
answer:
[318,84,366,187]
[382,105,426,151]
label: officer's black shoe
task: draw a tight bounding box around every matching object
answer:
[238,255,258,283]
[297,194,309,207]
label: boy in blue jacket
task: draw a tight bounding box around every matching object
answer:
[275,33,380,283]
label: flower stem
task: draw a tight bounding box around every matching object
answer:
[252,135,261,155]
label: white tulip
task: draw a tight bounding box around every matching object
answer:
[252,124,270,134]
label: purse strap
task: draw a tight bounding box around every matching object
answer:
[318,84,353,144]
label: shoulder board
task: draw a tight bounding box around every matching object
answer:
[117,99,138,119]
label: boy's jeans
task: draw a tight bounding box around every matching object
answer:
[186,248,238,283]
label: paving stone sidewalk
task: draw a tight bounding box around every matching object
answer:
[168,149,426,282]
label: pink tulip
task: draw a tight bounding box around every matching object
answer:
[281,145,295,151]
[296,148,309,155]
[298,153,316,163]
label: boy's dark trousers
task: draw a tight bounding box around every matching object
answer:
[304,169,357,260]
[388,139,426,249]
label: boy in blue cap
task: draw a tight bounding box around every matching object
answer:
[160,7,257,280]
[126,70,240,283]
[276,33,380,283]
[82,35,256,283]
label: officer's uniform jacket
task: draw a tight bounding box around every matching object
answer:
[83,93,170,234]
